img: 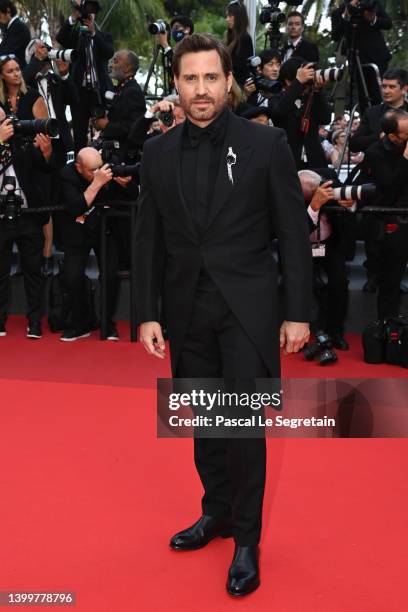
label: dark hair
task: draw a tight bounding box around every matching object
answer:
[241,106,270,121]
[172,33,232,79]
[259,49,281,68]
[287,11,305,26]
[170,15,194,34]
[382,67,408,88]
[279,56,305,84]
[226,1,249,55]
[0,1,17,16]
[381,108,408,135]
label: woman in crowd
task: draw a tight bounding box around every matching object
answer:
[225,0,254,87]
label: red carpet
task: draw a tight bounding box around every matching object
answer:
[0,317,407,611]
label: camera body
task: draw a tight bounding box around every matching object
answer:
[260,0,302,25]
[303,331,338,366]
[71,0,100,20]
[98,140,139,179]
[0,177,23,222]
[346,0,378,20]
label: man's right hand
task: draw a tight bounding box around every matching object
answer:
[71,0,81,20]
[150,100,175,115]
[310,180,334,212]
[34,42,49,62]
[243,77,257,96]
[92,163,113,188]
[0,118,14,143]
[156,31,170,49]
[296,63,315,85]
[140,322,166,359]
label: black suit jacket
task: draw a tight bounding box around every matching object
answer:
[331,3,392,65]
[360,138,408,212]
[268,80,331,168]
[101,79,146,145]
[56,20,114,95]
[135,111,313,376]
[282,37,320,64]
[0,18,31,67]
[350,102,408,152]
[22,58,79,152]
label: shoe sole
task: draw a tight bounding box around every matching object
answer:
[27,333,42,339]
[170,531,233,551]
[60,332,91,342]
[106,336,119,341]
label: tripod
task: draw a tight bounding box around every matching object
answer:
[263,23,283,51]
[143,44,173,99]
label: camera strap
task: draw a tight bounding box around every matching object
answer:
[312,214,326,257]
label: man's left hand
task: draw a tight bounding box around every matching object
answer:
[314,73,325,91]
[113,175,132,187]
[34,134,52,161]
[338,199,355,209]
[280,321,310,354]
[93,117,109,131]
[364,10,377,23]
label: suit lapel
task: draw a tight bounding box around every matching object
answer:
[160,125,199,241]
[205,112,254,233]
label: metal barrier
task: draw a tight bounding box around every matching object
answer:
[16,199,139,342]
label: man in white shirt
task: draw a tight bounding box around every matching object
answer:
[0,1,31,67]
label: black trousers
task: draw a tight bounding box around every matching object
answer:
[176,283,268,546]
[71,89,100,153]
[313,238,349,335]
[63,228,119,330]
[0,217,44,324]
[377,224,408,320]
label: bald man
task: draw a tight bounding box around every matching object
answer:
[58,146,137,341]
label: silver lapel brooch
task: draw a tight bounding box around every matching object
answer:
[226,147,237,185]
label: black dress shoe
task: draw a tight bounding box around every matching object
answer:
[27,321,42,339]
[330,334,349,351]
[170,515,232,551]
[227,545,260,596]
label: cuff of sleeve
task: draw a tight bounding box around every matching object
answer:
[68,16,76,25]
[145,110,155,119]
[307,205,319,224]
[164,46,172,54]
[60,73,69,80]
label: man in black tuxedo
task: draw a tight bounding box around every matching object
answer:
[56,0,114,151]
[93,49,146,154]
[350,67,408,292]
[0,107,52,339]
[269,57,331,169]
[136,33,312,596]
[360,109,408,319]
[0,1,30,67]
[282,11,319,64]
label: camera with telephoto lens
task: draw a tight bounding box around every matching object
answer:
[8,115,59,138]
[331,183,376,202]
[0,177,23,222]
[315,66,344,83]
[259,0,302,25]
[303,330,338,366]
[246,56,282,94]
[148,19,170,35]
[99,140,139,178]
[47,47,77,63]
[71,0,100,19]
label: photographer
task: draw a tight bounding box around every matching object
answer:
[350,68,408,292]
[59,147,138,342]
[331,1,392,110]
[93,50,146,153]
[243,49,281,108]
[0,1,30,68]
[299,169,356,349]
[0,105,52,339]
[282,11,319,64]
[155,15,194,91]
[56,0,114,151]
[360,109,408,320]
[127,95,186,152]
[269,57,331,168]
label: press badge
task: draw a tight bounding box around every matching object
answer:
[312,244,326,257]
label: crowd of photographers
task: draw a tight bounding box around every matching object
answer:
[0,0,407,356]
